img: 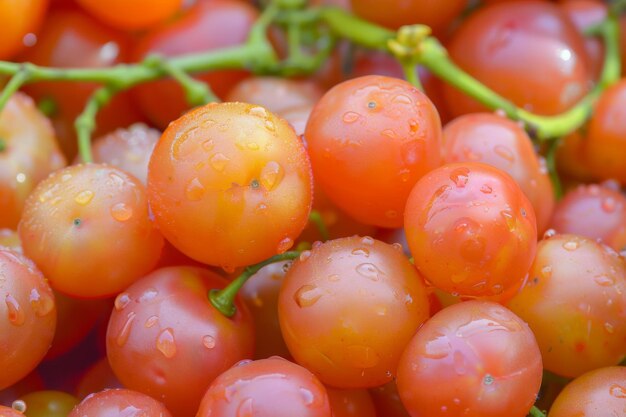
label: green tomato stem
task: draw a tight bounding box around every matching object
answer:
[528,405,547,417]
[308,210,329,242]
[209,251,300,317]
[0,65,32,113]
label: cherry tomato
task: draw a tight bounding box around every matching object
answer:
[196,357,332,417]
[106,266,254,417]
[443,112,554,233]
[404,162,537,297]
[76,124,160,185]
[0,93,66,229]
[549,366,626,417]
[0,406,23,417]
[444,1,590,117]
[0,249,56,390]
[305,75,442,228]
[397,301,543,417]
[239,261,292,359]
[550,183,626,251]
[76,0,183,31]
[19,163,164,298]
[147,102,312,268]
[18,391,78,417]
[509,234,626,378]
[0,0,48,60]
[327,387,376,417]
[68,389,172,417]
[583,79,626,183]
[20,10,145,159]
[279,236,430,388]
[132,0,257,128]
[350,0,466,32]
[75,358,122,399]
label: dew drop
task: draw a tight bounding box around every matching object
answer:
[277,237,294,254]
[299,251,311,261]
[299,388,315,406]
[343,112,360,123]
[408,119,419,134]
[210,153,230,172]
[356,263,384,281]
[247,142,259,150]
[351,248,370,257]
[500,210,516,232]
[543,229,556,239]
[483,374,494,385]
[265,120,276,132]
[144,315,158,328]
[563,240,579,251]
[249,106,268,118]
[156,328,177,358]
[138,288,158,302]
[609,384,626,398]
[494,145,514,162]
[480,184,493,194]
[604,322,615,334]
[29,288,54,317]
[294,285,323,307]
[74,190,94,205]
[393,94,412,104]
[541,266,552,279]
[114,292,131,311]
[381,129,397,139]
[237,397,254,417]
[594,275,615,286]
[203,335,216,349]
[450,167,470,188]
[327,274,340,282]
[111,203,133,222]
[5,295,24,325]
[392,242,404,252]
[202,139,214,151]
[260,161,284,191]
[116,312,136,347]
[602,197,616,213]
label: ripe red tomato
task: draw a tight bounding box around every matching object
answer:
[147,102,313,268]
[68,389,172,417]
[76,0,183,31]
[397,301,543,417]
[305,75,442,228]
[404,162,537,298]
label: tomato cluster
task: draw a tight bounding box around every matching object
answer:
[2,1,626,417]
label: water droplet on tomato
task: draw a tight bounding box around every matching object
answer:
[277,237,294,254]
[543,229,556,239]
[210,153,230,172]
[602,197,616,213]
[294,285,323,307]
[156,328,177,358]
[237,398,254,417]
[116,312,136,347]
[203,335,216,349]
[5,295,24,325]
[249,106,267,118]
[449,167,470,188]
[609,384,626,398]
[356,263,384,280]
[29,288,54,317]
[595,275,615,286]
[114,292,131,311]
[260,161,284,191]
[299,251,311,261]
[185,178,206,201]
[351,248,370,257]
[111,203,133,222]
[563,240,579,251]
[74,190,94,205]
[144,315,158,328]
[138,287,158,302]
[343,112,360,123]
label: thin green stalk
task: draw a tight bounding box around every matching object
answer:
[0,66,32,112]
[401,62,423,91]
[308,210,329,242]
[546,138,564,200]
[75,85,119,163]
[529,405,547,417]
[209,251,300,317]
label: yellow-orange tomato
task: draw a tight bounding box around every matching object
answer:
[278,236,430,388]
[305,75,442,228]
[442,113,554,233]
[0,93,66,229]
[509,234,626,378]
[0,249,56,390]
[397,301,543,417]
[404,162,537,298]
[549,367,626,417]
[18,391,78,417]
[148,102,313,268]
[0,0,48,59]
[583,79,626,183]
[19,163,164,298]
[76,0,183,31]
[76,124,160,185]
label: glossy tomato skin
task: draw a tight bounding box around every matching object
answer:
[77,124,160,185]
[196,357,332,417]
[106,266,254,417]
[583,80,626,183]
[20,10,144,159]
[350,0,465,32]
[132,0,257,128]
[148,102,313,268]
[0,0,48,60]
[0,406,23,417]
[549,366,626,417]
[404,162,537,298]
[442,112,554,233]
[76,0,183,31]
[0,249,56,391]
[18,391,78,417]
[397,301,543,417]
[278,236,430,388]
[0,93,66,229]
[19,164,164,298]
[306,75,442,228]
[327,387,376,417]
[508,234,626,378]
[68,389,172,417]
[444,1,590,117]
[550,183,626,251]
